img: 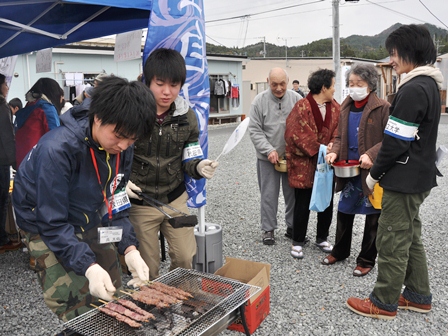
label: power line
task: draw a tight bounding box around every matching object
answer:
[205,35,228,47]
[206,7,328,29]
[205,0,324,23]
[418,0,448,29]
[365,0,426,23]
[206,0,446,49]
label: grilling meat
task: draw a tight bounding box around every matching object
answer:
[117,299,155,320]
[98,306,142,328]
[148,282,193,300]
[140,286,181,304]
[105,302,149,322]
[129,291,170,309]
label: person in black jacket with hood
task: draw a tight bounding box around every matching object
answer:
[346,24,443,320]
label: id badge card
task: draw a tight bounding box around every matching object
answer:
[100,189,131,221]
[98,226,123,244]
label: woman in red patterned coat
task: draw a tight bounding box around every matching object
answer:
[285,69,340,259]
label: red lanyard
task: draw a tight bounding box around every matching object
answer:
[90,148,120,221]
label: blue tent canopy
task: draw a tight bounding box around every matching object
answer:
[0,0,152,58]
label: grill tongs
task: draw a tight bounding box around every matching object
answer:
[132,190,198,228]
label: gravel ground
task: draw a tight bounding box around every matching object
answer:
[1,122,448,336]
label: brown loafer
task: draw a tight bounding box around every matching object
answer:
[353,265,372,277]
[321,254,338,265]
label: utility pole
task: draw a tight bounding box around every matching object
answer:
[332,0,341,103]
[260,36,266,58]
[278,37,289,67]
[334,0,359,103]
[434,34,444,56]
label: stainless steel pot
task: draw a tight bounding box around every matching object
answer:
[332,160,360,178]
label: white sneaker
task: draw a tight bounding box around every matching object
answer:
[315,241,333,253]
[291,245,303,259]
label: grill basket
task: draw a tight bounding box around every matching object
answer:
[62,268,260,336]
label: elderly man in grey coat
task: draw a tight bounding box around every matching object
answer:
[248,67,303,245]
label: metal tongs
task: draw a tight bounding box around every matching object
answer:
[132,190,198,228]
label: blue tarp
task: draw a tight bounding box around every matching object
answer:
[0,0,152,58]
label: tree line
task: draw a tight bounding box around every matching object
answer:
[207,23,448,60]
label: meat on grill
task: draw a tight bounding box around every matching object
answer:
[139,286,181,304]
[105,302,149,322]
[117,299,155,320]
[98,306,142,328]
[129,291,170,309]
[148,282,193,300]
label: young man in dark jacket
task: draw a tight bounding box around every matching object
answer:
[12,76,156,321]
[126,48,218,280]
[346,24,443,320]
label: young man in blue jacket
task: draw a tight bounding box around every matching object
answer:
[12,76,156,321]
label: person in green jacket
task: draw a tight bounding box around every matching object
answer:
[126,48,218,280]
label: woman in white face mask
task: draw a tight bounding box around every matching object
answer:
[321,63,390,277]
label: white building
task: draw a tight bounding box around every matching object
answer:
[7,42,247,123]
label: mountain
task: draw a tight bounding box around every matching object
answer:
[206,23,448,60]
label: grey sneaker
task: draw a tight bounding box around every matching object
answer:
[262,231,275,245]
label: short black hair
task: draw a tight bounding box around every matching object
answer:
[385,24,436,66]
[89,76,156,140]
[9,97,23,110]
[143,48,186,87]
[292,80,299,85]
[0,74,5,87]
[345,63,378,91]
[307,69,335,94]
[28,77,63,114]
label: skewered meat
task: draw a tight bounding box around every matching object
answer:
[129,291,170,309]
[140,286,181,304]
[117,299,155,320]
[98,306,142,328]
[149,282,193,300]
[105,302,149,322]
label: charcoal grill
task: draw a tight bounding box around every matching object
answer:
[60,268,260,336]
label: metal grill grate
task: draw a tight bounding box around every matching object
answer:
[62,268,260,336]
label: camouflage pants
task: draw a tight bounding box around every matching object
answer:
[20,226,122,322]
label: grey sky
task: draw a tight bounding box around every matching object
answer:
[203,0,448,50]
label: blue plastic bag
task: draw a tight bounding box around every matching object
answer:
[309,144,334,212]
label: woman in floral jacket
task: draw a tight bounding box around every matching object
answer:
[285,69,340,259]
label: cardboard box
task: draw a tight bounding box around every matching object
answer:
[214,257,271,334]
